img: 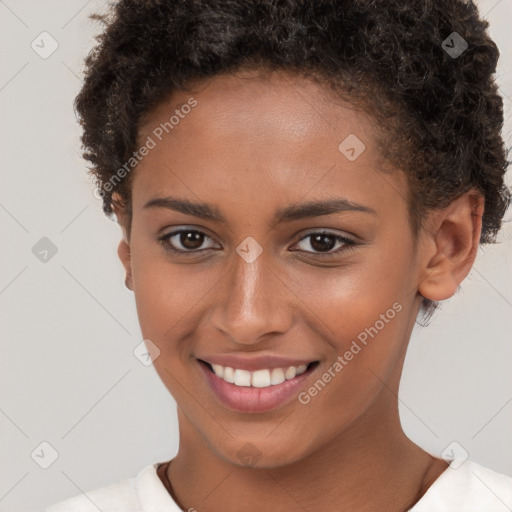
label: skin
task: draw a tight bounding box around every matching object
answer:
[113,69,484,512]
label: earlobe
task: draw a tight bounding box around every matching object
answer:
[112,193,133,291]
[418,191,484,302]
[117,239,133,290]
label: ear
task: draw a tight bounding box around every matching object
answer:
[111,194,133,291]
[418,190,484,302]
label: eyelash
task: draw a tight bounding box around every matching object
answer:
[158,228,357,259]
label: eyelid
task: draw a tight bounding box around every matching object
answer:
[296,228,356,243]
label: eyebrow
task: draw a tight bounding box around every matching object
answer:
[143,196,376,223]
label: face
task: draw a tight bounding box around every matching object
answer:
[119,69,427,468]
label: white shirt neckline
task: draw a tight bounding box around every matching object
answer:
[45,457,512,511]
[134,457,512,512]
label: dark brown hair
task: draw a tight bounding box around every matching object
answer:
[74,0,511,320]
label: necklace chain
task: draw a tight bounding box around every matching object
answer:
[158,457,439,512]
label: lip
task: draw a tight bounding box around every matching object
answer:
[198,359,318,413]
[197,354,316,372]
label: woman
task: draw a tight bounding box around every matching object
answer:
[44,0,512,510]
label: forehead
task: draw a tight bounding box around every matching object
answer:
[133,70,409,222]
[139,69,377,150]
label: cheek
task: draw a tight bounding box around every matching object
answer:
[129,246,234,384]
[130,252,207,399]
[130,239,191,345]
[295,251,410,340]
[133,271,199,339]
[294,288,408,447]
[292,250,413,411]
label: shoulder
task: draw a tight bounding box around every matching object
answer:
[42,478,138,512]
[42,472,141,512]
[42,462,180,512]
[411,458,512,512]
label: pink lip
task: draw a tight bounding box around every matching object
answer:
[198,360,317,413]
[197,354,316,372]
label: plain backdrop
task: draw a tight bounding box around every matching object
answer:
[0,1,511,511]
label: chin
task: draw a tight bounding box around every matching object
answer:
[210,432,318,470]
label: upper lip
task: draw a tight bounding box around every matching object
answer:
[197,354,318,372]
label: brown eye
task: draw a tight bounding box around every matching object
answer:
[159,229,218,254]
[178,231,205,250]
[293,231,356,258]
[309,233,337,252]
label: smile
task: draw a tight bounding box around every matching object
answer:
[204,361,311,388]
[198,359,319,413]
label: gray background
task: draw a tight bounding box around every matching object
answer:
[0,1,511,511]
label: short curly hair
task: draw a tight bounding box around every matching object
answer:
[75,0,510,320]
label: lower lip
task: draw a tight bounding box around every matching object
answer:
[199,361,316,413]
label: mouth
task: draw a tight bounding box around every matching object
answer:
[198,359,319,387]
[197,358,319,413]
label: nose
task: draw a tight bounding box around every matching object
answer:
[208,245,293,346]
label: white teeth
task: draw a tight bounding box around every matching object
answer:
[252,369,271,388]
[270,368,285,385]
[212,364,224,378]
[207,362,313,388]
[295,364,308,376]
[223,366,235,383]
[284,366,297,380]
[233,369,252,387]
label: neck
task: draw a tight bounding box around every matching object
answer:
[165,384,448,512]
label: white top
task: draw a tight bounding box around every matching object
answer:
[42,458,512,512]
